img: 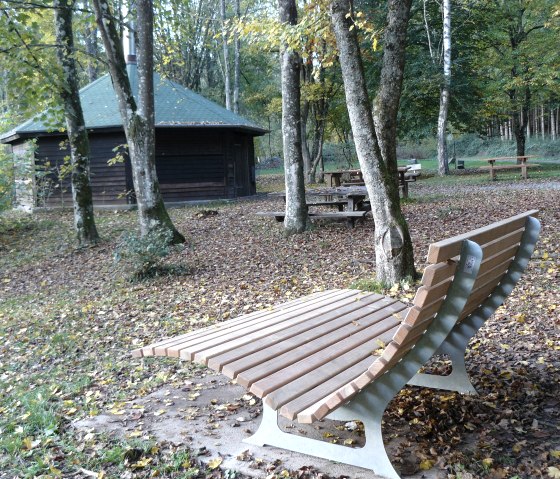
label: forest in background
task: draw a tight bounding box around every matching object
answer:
[0,0,559,163]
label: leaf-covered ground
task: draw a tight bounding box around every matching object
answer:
[0,174,559,479]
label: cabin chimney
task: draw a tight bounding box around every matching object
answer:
[126,22,136,64]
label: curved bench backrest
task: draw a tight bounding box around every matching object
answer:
[297,211,540,423]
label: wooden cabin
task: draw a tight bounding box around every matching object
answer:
[1,62,266,209]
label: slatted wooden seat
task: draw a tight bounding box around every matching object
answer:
[132,211,540,479]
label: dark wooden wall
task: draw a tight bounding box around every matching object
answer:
[155,128,257,202]
[19,127,257,207]
[33,132,131,207]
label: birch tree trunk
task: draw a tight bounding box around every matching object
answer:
[54,0,99,247]
[279,0,308,234]
[221,0,231,110]
[331,0,415,284]
[92,0,184,243]
[437,0,451,176]
[233,0,240,114]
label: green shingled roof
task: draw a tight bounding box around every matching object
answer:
[2,63,266,140]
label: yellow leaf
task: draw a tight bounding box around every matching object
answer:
[512,442,524,453]
[49,465,62,476]
[499,343,510,350]
[132,457,152,469]
[419,459,434,470]
[551,450,560,458]
[207,457,223,470]
[548,466,560,478]
[154,409,166,416]
[482,457,493,467]
[22,437,40,450]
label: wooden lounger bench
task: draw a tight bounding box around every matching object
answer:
[255,210,368,228]
[132,211,540,478]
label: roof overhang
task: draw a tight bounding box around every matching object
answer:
[1,123,268,144]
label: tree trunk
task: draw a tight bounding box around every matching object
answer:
[301,98,311,180]
[220,0,231,110]
[233,0,240,114]
[54,0,99,247]
[92,0,184,243]
[436,0,451,176]
[279,0,308,234]
[330,0,415,285]
[82,0,99,82]
[541,104,545,139]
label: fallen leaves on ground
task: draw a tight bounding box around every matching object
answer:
[0,175,559,478]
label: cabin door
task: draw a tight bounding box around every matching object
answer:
[233,139,249,196]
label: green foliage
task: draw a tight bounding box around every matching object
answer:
[0,146,14,212]
[113,228,184,280]
[349,277,388,293]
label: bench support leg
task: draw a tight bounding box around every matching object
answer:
[245,402,400,479]
[407,334,477,394]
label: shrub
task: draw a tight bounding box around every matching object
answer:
[0,145,14,213]
[113,228,184,280]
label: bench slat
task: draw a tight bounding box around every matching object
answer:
[223,304,405,382]
[131,290,340,357]
[404,299,442,327]
[459,266,509,319]
[213,296,401,376]
[421,261,458,287]
[478,248,516,276]
[413,277,453,308]
[263,324,399,409]
[166,291,362,359]
[279,356,376,420]
[232,300,405,388]
[188,292,381,362]
[249,317,401,399]
[427,211,537,263]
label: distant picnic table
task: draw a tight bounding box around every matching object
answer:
[323,167,416,198]
[258,187,371,228]
[480,155,540,180]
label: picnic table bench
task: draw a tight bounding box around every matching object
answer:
[255,210,368,228]
[480,156,540,180]
[132,210,540,478]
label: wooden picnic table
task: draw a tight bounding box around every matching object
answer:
[397,166,411,198]
[481,155,539,180]
[305,187,368,211]
[323,169,362,187]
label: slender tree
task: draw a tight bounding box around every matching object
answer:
[331,0,415,284]
[53,0,99,247]
[233,0,241,114]
[91,0,184,243]
[220,0,232,110]
[436,0,451,175]
[279,0,308,234]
